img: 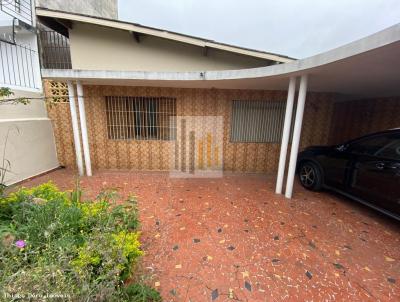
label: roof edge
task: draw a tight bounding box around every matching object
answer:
[40,23,400,83]
[35,7,295,63]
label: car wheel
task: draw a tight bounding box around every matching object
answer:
[299,161,323,191]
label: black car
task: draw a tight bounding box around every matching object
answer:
[297,129,400,220]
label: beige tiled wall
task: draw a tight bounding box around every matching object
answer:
[45,82,336,173]
[328,98,400,144]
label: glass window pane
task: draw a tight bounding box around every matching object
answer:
[376,139,400,160]
[349,135,391,155]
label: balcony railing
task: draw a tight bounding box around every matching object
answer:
[0,0,33,26]
[39,30,72,69]
[0,40,38,88]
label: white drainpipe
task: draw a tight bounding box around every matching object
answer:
[285,74,308,199]
[67,80,84,176]
[76,81,92,176]
[275,76,296,194]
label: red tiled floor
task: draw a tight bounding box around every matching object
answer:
[19,169,400,301]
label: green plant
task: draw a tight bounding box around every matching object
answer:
[0,87,30,105]
[1,86,64,107]
[122,283,162,302]
[0,125,21,197]
[0,182,160,301]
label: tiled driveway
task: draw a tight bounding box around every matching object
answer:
[21,169,400,301]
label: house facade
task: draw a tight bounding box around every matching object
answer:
[37,8,299,175]
[35,8,400,198]
[45,84,337,173]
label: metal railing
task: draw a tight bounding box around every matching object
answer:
[0,0,32,25]
[39,30,72,69]
[0,40,38,88]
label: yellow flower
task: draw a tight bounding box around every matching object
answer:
[112,231,143,259]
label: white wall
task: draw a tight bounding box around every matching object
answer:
[0,90,59,185]
[69,23,272,72]
[0,5,59,185]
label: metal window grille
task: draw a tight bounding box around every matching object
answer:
[230,100,295,143]
[105,96,177,141]
[39,30,72,69]
[0,0,33,25]
[0,40,37,88]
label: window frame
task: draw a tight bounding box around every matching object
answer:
[229,99,290,143]
[105,96,176,141]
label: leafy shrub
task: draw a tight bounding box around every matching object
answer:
[0,182,160,301]
[122,283,162,301]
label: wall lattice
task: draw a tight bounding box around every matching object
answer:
[44,80,69,103]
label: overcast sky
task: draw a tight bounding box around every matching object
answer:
[118,0,400,59]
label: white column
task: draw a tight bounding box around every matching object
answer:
[67,80,84,176]
[275,77,296,194]
[285,74,308,199]
[76,81,92,176]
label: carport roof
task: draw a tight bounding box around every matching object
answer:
[42,23,400,98]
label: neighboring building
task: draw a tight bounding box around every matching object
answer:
[36,0,118,19]
[0,0,58,185]
[35,8,400,200]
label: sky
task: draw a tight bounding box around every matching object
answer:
[118,0,400,59]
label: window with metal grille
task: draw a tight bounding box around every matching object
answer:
[39,28,72,69]
[105,96,176,140]
[230,100,292,143]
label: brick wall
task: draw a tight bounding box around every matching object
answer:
[46,82,336,173]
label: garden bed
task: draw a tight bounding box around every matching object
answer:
[0,182,160,301]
